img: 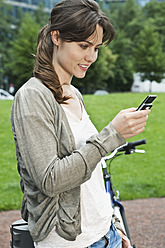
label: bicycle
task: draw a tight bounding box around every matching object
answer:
[101,138,147,248]
[10,139,146,248]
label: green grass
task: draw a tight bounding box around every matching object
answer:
[84,92,165,200]
[0,93,164,210]
[0,101,22,211]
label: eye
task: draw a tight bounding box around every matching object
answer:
[80,44,88,50]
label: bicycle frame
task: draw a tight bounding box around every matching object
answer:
[101,139,146,247]
[102,160,131,241]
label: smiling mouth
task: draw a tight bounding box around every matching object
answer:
[78,64,89,71]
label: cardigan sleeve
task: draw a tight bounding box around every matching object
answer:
[12,82,125,198]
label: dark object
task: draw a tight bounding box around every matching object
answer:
[136,95,157,111]
[118,139,147,154]
[10,219,34,248]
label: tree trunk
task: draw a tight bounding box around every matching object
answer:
[149,81,152,92]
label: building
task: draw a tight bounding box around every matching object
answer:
[4,0,165,18]
[4,0,110,18]
[4,0,114,19]
[99,0,164,6]
[4,0,60,17]
[131,73,165,93]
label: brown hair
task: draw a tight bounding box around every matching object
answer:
[33,0,116,104]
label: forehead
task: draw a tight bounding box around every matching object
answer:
[86,24,103,45]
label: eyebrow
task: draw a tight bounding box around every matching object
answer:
[84,41,103,47]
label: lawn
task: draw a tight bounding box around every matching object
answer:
[0,101,22,210]
[0,92,164,210]
[84,92,165,200]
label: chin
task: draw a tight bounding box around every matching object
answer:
[75,72,87,79]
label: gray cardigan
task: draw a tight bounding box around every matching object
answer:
[10,77,125,242]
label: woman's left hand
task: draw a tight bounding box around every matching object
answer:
[117,229,132,248]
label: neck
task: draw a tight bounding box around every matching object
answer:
[62,84,75,97]
[52,47,73,86]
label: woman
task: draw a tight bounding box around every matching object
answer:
[11,0,150,247]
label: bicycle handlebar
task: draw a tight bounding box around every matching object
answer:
[101,139,147,165]
[118,139,147,153]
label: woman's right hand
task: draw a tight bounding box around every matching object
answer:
[117,229,132,248]
[111,108,151,140]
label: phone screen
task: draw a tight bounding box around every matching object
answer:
[136,95,157,111]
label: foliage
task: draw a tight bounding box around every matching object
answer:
[34,2,49,27]
[107,30,134,92]
[0,0,165,93]
[0,0,13,52]
[0,1,48,92]
[7,13,40,92]
[0,0,15,88]
[110,0,143,40]
[106,0,142,91]
[0,93,165,210]
[108,0,165,91]
[133,23,165,91]
[143,1,165,52]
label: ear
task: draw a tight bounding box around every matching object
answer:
[51,30,60,46]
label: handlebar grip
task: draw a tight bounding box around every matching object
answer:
[118,139,146,152]
[129,139,147,148]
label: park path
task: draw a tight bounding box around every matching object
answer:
[0,198,165,248]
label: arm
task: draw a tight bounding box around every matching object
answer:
[12,86,125,198]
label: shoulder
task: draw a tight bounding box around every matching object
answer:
[13,78,60,118]
[15,77,53,99]
[15,77,58,107]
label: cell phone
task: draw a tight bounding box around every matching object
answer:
[136,95,157,111]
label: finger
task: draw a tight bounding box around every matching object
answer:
[131,115,148,128]
[122,236,132,248]
[122,114,148,133]
[117,230,132,248]
[120,109,150,123]
[120,108,137,114]
[129,120,147,133]
[134,122,146,132]
[133,126,146,136]
[133,109,151,119]
[125,107,137,112]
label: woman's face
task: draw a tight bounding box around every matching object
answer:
[52,24,103,84]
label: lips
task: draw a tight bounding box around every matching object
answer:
[78,64,89,71]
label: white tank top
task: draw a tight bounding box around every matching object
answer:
[34,104,112,248]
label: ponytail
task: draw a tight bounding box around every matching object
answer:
[33,24,70,104]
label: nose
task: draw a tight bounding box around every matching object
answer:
[85,50,98,64]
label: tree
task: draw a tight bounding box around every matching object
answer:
[143,1,165,52]
[7,13,40,92]
[4,3,49,92]
[104,0,142,92]
[0,0,15,89]
[34,3,49,28]
[110,0,143,41]
[107,30,134,92]
[133,23,165,92]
